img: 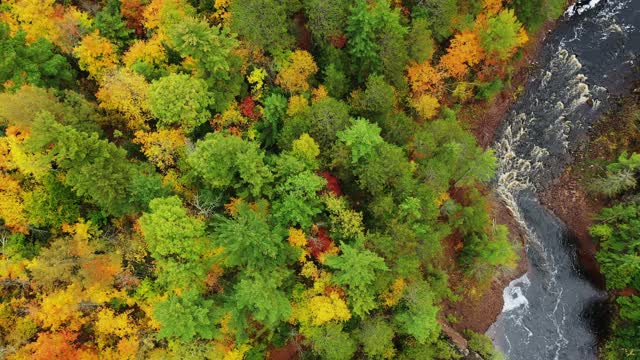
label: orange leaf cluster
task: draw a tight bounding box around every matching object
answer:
[439,31,485,80]
[406,61,445,96]
[73,31,119,80]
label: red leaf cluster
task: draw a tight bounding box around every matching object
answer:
[239,96,260,120]
[329,33,347,49]
[319,171,342,197]
[307,227,333,259]
[121,0,145,37]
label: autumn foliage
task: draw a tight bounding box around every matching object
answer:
[0,0,538,358]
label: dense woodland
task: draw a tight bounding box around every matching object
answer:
[0,0,566,359]
[582,94,640,359]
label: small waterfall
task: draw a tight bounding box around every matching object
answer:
[487,0,640,358]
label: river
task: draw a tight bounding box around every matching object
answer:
[487,1,640,359]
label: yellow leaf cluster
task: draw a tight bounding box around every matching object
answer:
[304,293,351,326]
[247,67,267,99]
[73,31,119,81]
[412,94,440,120]
[406,61,444,96]
[288,228,308,248]
[96,69,152,131]
[100,337,139,360]
[0,257,30,281]
[133,129,186,170]
[312,86,328,103]
[517,28,529,48]
[224,344,252,360]
[435,192,451,207]
[123,34,167,69]
[291,272,352,328]
[287,95,309,117]
[452,82,474,103]
[36,284,83,331]
[0,173,28,234]
[212,0,232,25]
[142,0,165,31]
[483,0,503,16]
[439,31,485,79]
[212,103,248,132]
[380,278,407,307]
[276,50,319,93]
[4,0,60,44]
[301,261,320,279]
[94,309,136,349]
[0,138,12,170]
[4,130,50,179]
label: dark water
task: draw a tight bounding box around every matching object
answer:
[488,1,640,359]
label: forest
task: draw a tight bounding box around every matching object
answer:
[0,0,567,359]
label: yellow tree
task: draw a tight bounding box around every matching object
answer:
[411,94,440,120]
[96,68,152,130]
[133,129,187,171]
[93,308,137,354]
[276,50,319,93]
[4,0,61,44]
[35,283,85,331]
[122,34,167,69]
[73,31,119,81]
[438,31,485,79]
[0,173,28,234]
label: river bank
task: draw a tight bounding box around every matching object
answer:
[443,17,564,337]
[542,85,640,286]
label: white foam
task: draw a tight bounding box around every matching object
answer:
[565,0,603,16]
[502,274,531,312]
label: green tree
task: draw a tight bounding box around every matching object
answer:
[94,0,133,47]
[512,0,565,31]
[231,271,292,331]
[24,175,81,229]
[356,317,397,359]
[393,281,440,344]
[346,0,408,84]
[326,244,388,317]
[163,12,241,111]
[351,74,396,117]
[154,290,217,341]
[337,117,385,164]
[414,0,459,41]
[188,133,273,198]
[306,324,357,360]
[139,196,210,290]
[323,63,350,99]
[589,152,640,197]
[228,0,295,51]
[408,18,435,63]
[25,113,134,216]
[480,9,524,60]
[464,330,504,360]
[148,73,213,132]
[257,93,288,148]
[0,86,102,134]
[413,119,496,193]
[213,202,293,272]
[306,97,352,155]
[271,170,326,228]
[303,0,352,42]
[0,23,74,92]
[591,203,640,290]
